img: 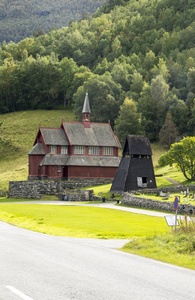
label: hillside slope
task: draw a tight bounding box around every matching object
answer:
[0,0,194,145]
[0,109,75,189]
[0,0,107,43]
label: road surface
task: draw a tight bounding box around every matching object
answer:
[0,220,194,300]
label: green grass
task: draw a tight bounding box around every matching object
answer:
[134,193,195,206]
[151,142,167,167]
[82,184,122,200]
[0,196,60,202]
[155,176,174,187]
[0,109,75,189]
[122,229,195,270]
[0,204,167,239]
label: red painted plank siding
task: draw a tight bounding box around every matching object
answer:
[29,155,44,176]
[67,166,117,179]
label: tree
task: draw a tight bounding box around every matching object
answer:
[0,121,3,153]
[73,73,121,127]
[159,112,178,147]
[114,97,142,146]
[59,57,78,107]
[158,137,195,181]
[138,83,157,140]
[151,74,169,132]
[130,71,144,94]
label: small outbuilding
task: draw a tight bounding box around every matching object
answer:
[110,135,156,192]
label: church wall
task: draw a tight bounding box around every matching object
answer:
[67,166,117,179]
[29,155,44,176]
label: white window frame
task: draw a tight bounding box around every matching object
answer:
[50,145,57,154]
[74,146,85,155]
[88,146,99,155]
[57,166,61,173]
[61,146,68,154]
[102,147,113,156]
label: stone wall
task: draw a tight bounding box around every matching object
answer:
[121,192,195,215]
[133,185,195,195]
[9,179,112,199]
[59,189,95,201]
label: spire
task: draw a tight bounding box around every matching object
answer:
[82,92,91,114]
[82,92,91,127]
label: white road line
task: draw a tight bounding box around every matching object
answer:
[6,286,34,300]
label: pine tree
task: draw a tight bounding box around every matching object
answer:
[159,112,178,147]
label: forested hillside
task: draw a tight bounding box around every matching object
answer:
[0,0,194,144]
[0,0,106,43]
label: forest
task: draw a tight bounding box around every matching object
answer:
[0,0,106,43]
[0,0,194,145]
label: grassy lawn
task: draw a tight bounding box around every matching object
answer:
[0,204,167,239]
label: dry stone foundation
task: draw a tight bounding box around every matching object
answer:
[9,179,112,199]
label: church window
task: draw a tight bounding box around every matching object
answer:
[50,145,57,154]
[61,146,68,154]
[88,146,99,155]
[74,146,85,154]
[102,147,113,155]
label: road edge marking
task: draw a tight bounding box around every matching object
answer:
[6,286,34,300]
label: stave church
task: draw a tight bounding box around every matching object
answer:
[28,93,121,180]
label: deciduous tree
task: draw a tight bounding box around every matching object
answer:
[114,97,142,146]
[158,137,195,180]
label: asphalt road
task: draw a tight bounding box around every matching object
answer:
[0,220,195,300]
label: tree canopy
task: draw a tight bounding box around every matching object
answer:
[114,98,142,146]
[0,0,194,144]
[158,137,195,180]
[0,0,106,43]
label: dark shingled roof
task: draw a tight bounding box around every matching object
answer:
[40,155,121,167]
[28,143,45,155]
[63,122,120,147]
[41,128,69,146]
[67,155,121,167]
[40,155,69,166]
[123,135,152,156]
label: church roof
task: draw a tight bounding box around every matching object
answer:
[40,128,69,146]
[82,92,91,113]
[40,155,69,166]
[40,155,121,167]
[28,143,45,155]
[63,122,121,147]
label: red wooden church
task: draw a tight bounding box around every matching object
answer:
[28,93,121,180]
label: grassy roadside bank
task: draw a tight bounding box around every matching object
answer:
[122,230,195,270]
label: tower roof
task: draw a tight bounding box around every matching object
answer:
[82,92,91,114]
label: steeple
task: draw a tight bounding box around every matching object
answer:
[82,92,91,127]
